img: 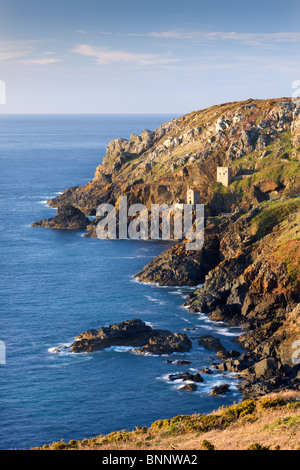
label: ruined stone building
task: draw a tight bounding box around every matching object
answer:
[186,186,201,208]
[217,167,232,186]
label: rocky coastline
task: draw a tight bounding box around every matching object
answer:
[32,97,300,400]
[31,203,90,230]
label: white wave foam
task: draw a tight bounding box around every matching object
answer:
[145,295,166,305]
[48,341,73,352]
[103,346,135,353]
[179,317,192,323]
[37,200,57,209]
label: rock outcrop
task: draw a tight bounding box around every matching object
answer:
[31,204,90,229]
[54,319,192,355]
[211,384,230,396]
[197,335,226,353]
[134,219,220,286]
[135,332,191,355]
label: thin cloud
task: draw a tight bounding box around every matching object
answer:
[0,41,61,64]
[0,41,35,61]
[73,44,179,65]
[148,30,300,46]
[93,30,300,48]
[19,58,62,65]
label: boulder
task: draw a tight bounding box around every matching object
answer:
[198,367,213,375]
[211,384,230,396]
[216,349,241,359]
[197,335,226,352]
[252,357,281,379]
[178,383,198,392]
[135,332,192,355]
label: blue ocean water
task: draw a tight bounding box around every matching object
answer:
[0,114,245,450]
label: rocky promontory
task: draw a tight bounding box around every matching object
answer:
[40,97,299,219]
[31,204,90,230]
[54,319,192,355]
[134,219,220,286]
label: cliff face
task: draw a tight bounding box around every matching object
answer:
[134,219,221,286]
[184,200,300,397]
[47,97,300,216]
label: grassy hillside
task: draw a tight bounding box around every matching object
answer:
[34,392,300,450]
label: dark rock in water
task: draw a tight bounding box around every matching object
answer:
[197,335,225,352]
[164,359,191,365]
[198,367,213,374]
[211,384,230,396]
[178,383,198,392]
[173,360,192,366]
[216,349,241,359]
[63,319,192,355]
[70,319,152,352]
[135,332,192,355]
[32,204,90,230]
[167,372,204,383]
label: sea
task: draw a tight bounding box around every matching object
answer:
[0,114,245,450]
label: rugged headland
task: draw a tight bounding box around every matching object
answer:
[32,97,300,449]
[37,97,300,217]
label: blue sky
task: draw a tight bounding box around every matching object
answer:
[1,0,300,113]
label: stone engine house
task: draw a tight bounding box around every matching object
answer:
[186,186,201,208]
[217,167,232,187]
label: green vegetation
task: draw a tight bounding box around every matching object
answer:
[247,443,270,450]
[264,416,300,431]
[149,399,257,437]
[31,395,300,451]
[250,198,300,240]
[200,439,215,450]
[259,397,286,409]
